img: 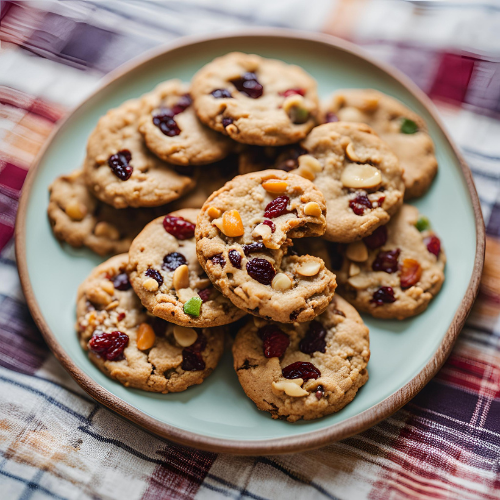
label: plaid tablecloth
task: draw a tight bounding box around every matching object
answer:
[1,1,499,499]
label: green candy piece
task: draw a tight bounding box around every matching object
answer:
[415,215,430,232]
[184,296,202,317]
[400,118,418,134]
[289,106,309,124]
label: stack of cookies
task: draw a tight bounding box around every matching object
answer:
[48,52,445,422]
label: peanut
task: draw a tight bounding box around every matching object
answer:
[303,202,322,217]
[137,323,156,350]
[173,325,197,347]
[143,278,159,292]
[297,260,321,277]
[272,273,293,291]
[173,264,190,291]
[272,379,308,397]
[65,200,87,221]
[345,241,368,262]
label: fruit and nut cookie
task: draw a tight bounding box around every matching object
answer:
[48,170,158,255]
[138,80,233,166]
[128,209,246,327]
[76,254,225,392]
[299,122,405,243]
[232,295,369,422]
[83,96,195,208]
[321,89,438,199]
[196,170,337,323]
[335,204,445,319]
[191,52,319,146]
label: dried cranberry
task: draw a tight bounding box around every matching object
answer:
[299,321,327,354]
[243,242,265,256]
[231,72,263,99]
[258,325,289,358]
[325,112,339,123]
[371,286,396,306]
[211,89,232,98]
[315,385,324,400]
[153,109,181,137]
[163,215,195,240]
[111,273,131,291]
[198,287,212,302]
[282,361,321,380]
[162,252,187,271]
[364,225,388,250]
[372,249,400,274]
[171,94,192,115]
[181,350,205,371]
[279,88,305,97]
[117,312,126,322]
[400,258,422,289]
[222,117,233,128]
[210,253,226,267]
[145,268,163,287]
[264,195,289,218]
[108,150,133,181]
[425,235,441,257]
[246,258,275,285]
[228,249,242,269]
[89,331,128,361]
[349,194,372,216]
[262,220,276,233]
[185,332,207,353]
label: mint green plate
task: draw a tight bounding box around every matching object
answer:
[17,30,484,455]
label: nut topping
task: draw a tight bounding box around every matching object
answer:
[173,264,190,291]
[136,323,156,351]
[173,325,198,347]
[272,378,308,397]
[341,164,382,189]
[143,277,159,292]
[296,260,321,277]
[65,200,87,221]
[298,155,322,173]
[303,202,322,217]
[345,241,368,262]
[271,273,293,291]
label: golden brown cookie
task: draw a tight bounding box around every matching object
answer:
[191,52,319,146]
[138,80,234,166]
[47,170,159,255]
[83,96,195,208]
[195,170,337,323]
[128,209,246,327]
[233,296,369,422]
[321,89,438,199]
[76,254,225,392]
[335,204,445,319]
[299,122,405,243]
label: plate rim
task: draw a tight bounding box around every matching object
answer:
[15,28,485,455]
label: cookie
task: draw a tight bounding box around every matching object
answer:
[321,89,438,199]
[195,170,337,323]
[232,295,369,422]
[138,80,234,166]
[48,170,158,255]
[299,122,405,243]
[191,52,319,146]
[83,96,196,208]
[76,254,225,392]
[168,155,239,211]
[128,209,246,327]
[335,204,445,319]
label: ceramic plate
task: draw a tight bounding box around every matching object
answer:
[16,30,484,455]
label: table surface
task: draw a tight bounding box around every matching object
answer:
[0,1,499,499]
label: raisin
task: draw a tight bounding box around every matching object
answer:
[198,287,212,302]
[231,72,263,99]
[364,225,388,249]
[222,117,233,127]
[349,194,372,216]
[258,325,289,358]
[299,321,327,354]
[282,361,321,380]
[210,253,226,267]
[371,286,396,306]
[171,94,192,115]
[372,249,400,274]
[111,273,131,291]
[152,109,181,137]
[243,242,265,256]
[89,331,128,361]
[228,249,242,269]
[108,150,132,180]
[162,252,187,271]
[181,350,205,371]
[425,235,441,257]
[264,195,289,218]
[262,220,276,233]
[211,89,232,98]
[246,258,275,285]
[163,215,195,240]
